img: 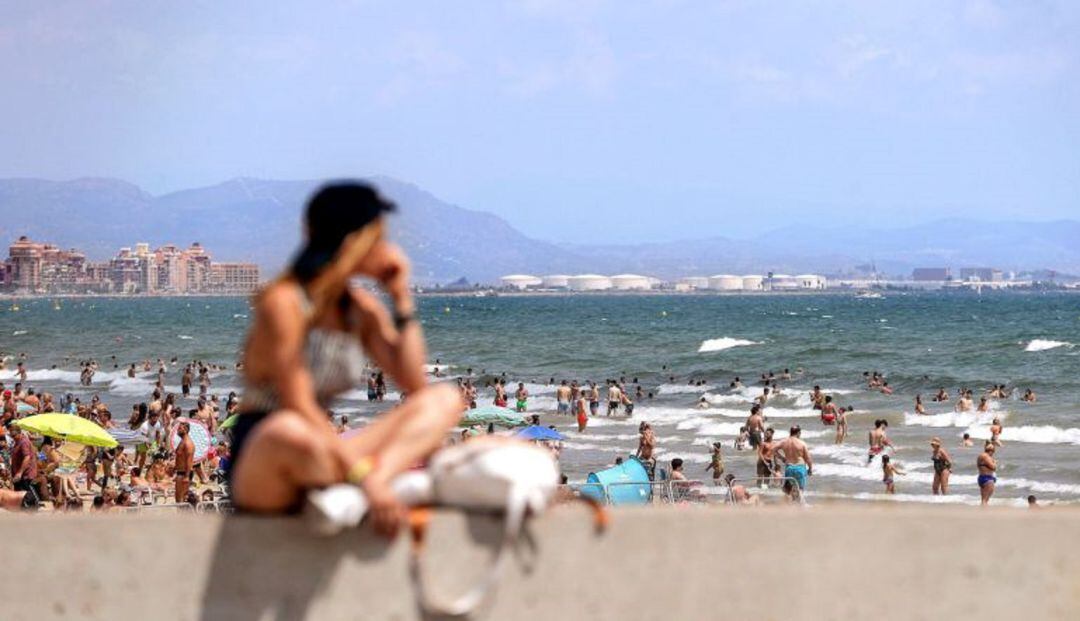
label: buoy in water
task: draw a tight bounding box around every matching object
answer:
[444,307,451,313]
[661,310,668,317]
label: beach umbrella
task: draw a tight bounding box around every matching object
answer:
[108,427,151,447]
[170,417,212,463]
[459,406,526,429]
[516,425,564,442]
[15,413,118,448]
[16,402,36,415]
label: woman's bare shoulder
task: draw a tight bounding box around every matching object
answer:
[255,280,304,315]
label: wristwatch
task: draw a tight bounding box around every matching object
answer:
[393,310,416,329]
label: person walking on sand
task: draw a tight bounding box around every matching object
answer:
[977,442,998,506]
[881,454,904,494]
[930,437,952,495]
[174,421,195,504]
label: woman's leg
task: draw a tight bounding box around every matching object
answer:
[338,383,462,483]
[229,411,342,512]
[941,470,950,495]
[232,384,459,515]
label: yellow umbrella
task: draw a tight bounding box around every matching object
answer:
[15,414,118,448]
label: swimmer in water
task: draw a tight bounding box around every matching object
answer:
[977,396,990,413]
[1022,388,1037,403]
[932,387,949,403]
[914,394,926,415]
[954,390,973,413]
[961,433,974,448]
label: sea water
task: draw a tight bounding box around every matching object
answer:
[1,291,1078,505]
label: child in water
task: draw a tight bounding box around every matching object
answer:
[735,427,749,451]
[881,455,904,494]
[704,442,725,484]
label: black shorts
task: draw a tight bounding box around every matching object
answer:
[226,411,271,487]
[749,430,762,448]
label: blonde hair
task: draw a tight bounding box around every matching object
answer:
[291,219,384,321]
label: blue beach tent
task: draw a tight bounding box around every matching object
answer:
[581,456,651,505]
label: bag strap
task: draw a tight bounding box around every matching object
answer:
[407,491,610,617]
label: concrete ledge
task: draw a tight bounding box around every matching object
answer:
[2,506,1078,620]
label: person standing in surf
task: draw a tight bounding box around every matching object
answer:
[867,419,893,464]
[977,442,997,506]
[930,437,952,496]
[881,454,903,494]
[575,390,589,432]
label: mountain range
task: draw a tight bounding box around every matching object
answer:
[1,176,1078,282]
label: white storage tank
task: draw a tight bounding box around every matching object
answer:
[770,274,799,290]
[500,274,542,290]
[541,274,571,289]
[567,274,613,291]
[610,274,652,290]
[742,275,765,291]
[797,274,826,290]
[678,276,710,290]
[708,274,743,291]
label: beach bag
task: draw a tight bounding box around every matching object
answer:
[408,437,605,617]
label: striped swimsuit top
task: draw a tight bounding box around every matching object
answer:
[242,289,368,412]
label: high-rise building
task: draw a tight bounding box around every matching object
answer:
[1,236,260,294]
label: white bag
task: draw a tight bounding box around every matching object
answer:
[409,437,561,617]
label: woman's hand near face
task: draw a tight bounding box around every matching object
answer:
[358,242,412,309]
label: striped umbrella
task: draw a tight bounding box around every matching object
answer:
[170,417,212,463]
[108,427,152,447]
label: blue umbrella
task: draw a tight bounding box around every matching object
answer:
[516,425,564,441]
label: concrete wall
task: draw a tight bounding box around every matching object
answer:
[1,505,1078,620]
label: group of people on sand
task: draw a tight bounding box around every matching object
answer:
[0,363,242,511]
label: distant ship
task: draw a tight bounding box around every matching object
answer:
[854,290,883,299]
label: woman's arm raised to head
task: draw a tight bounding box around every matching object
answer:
[351,288,427,394]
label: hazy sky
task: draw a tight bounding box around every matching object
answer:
[2,1,1078,242]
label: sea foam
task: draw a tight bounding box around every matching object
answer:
[1024,339,1073,352]
[963,424,1080,445]
[697,337,760,353]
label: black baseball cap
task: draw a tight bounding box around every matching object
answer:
[291,182,396,282]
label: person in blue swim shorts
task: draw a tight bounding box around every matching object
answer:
[977,442,997,506]
[778,425,813,491]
